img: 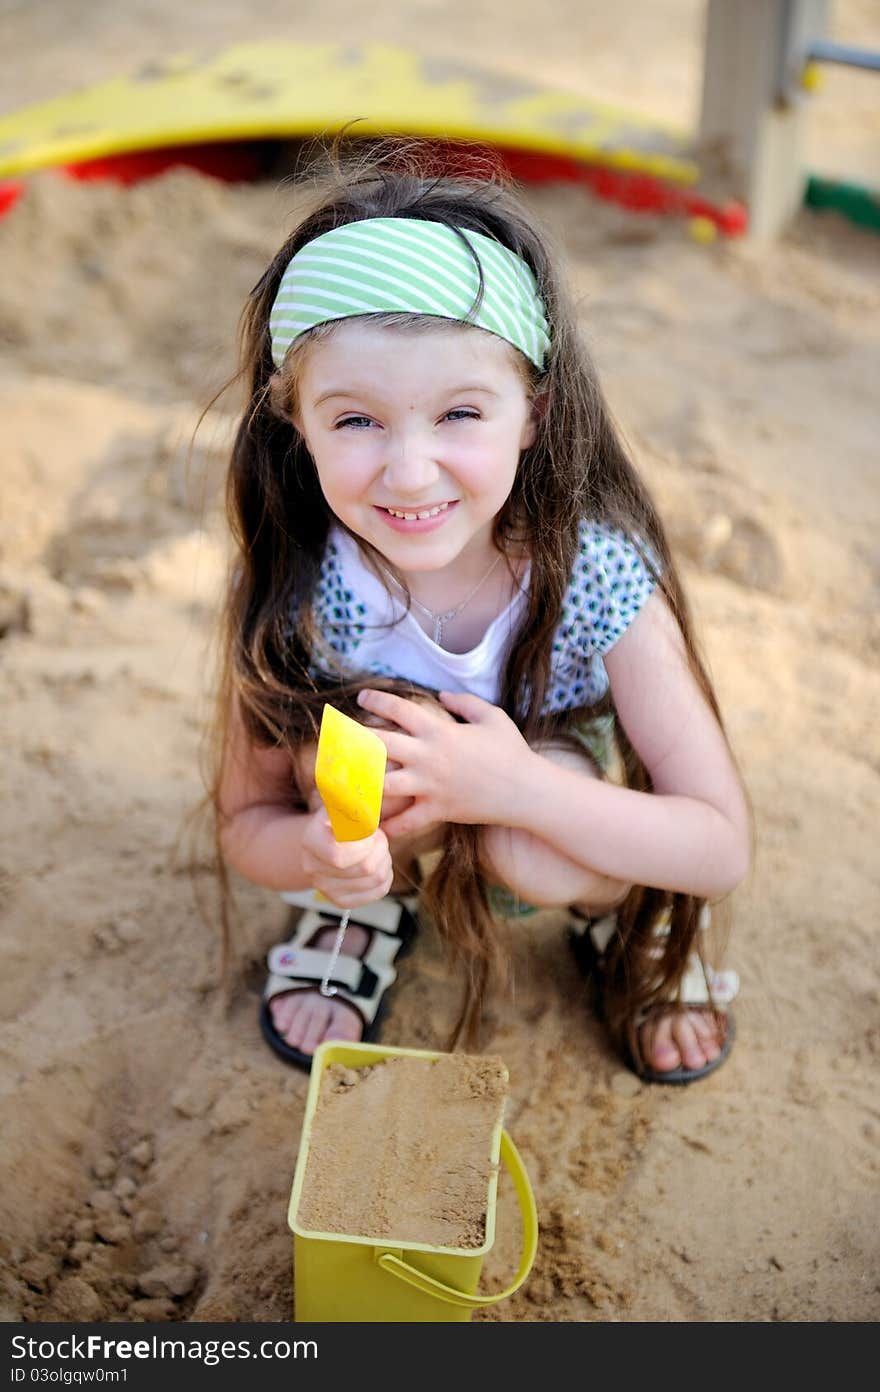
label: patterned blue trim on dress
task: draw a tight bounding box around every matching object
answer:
[541,521,658,713]
[306,521,658,704]
[306,537,396,679]
[312,538,367,659]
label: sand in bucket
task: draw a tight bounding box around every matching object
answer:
[297,1052,509,1248]
[289,1042,537,1320]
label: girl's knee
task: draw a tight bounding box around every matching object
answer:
[478,823,599,909]
[531,735,603,779]
[477,734,629,911]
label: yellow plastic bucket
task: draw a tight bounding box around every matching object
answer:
[288,1040,538,1322]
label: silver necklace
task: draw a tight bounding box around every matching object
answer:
[385,551,503,645]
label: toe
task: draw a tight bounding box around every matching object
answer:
[299,998,334,1056]
[641,1009,725,1073]
[284,993,322,1053]
[296,998,364,1055]
[689,1009,722,1061]
[641,1014,681,1072]
[332,1003,364,1044]
[269,992,299,1037]
[270,989,365,1061]
[669,1011,722,1071]
[671,1014,708,1071]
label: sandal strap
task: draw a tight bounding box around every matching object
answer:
[587,911,617,955]
[279,887,417,932]
[267,943,367,992]
[574,904,740,1013]
[264,898,415,1027]
[679,959,740,1007]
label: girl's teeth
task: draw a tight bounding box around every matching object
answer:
[386,503,449,520]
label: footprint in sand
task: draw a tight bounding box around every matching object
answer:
[18,1136,201,1321]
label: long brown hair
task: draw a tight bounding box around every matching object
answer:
[204,139,743,1061]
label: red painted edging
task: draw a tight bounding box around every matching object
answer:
[61,141,271,186]
[0,138,748,237]
[0,178,25,218]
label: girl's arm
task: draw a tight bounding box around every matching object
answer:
[517,591,750,898]
[217,699,319,892]
[218,697,393,903]
[359,592,750,900]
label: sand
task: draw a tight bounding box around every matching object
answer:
[295,1056,508,1247]
[1,0,878,1324]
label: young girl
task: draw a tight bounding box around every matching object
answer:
[213,148,750,1086]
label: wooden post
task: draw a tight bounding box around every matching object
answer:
[698,0,829,238]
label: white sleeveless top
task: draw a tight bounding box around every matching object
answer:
[307,521,657,714]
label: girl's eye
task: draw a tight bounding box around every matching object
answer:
[335,415,376,430]
[333,409,479,428]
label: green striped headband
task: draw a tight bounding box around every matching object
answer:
[269,217,551,371]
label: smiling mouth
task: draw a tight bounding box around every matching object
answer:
[379,501,453,521]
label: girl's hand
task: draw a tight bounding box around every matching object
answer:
[300,806,394,907]
[355,688,534,840]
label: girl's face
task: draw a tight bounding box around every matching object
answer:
[293,319,538,576]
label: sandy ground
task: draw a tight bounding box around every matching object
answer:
[1,1,879,1324]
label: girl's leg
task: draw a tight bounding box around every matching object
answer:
[477,741,724,1075]
[275,724,723,1071]
[477,740,632,915]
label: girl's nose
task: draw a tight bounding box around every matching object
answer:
[382,430,441,496]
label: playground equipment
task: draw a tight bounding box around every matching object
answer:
[804,39,880,74]
[698,0,879,237]
[800,37,880,234]
[0,4,875,238]
[0,39,742,236]
[0,42,697,185]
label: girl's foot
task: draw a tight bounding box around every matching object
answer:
[268,923,369,1059]
[639,1007,724,1074]
[262,891,419,1070]
[568,908,738,1084]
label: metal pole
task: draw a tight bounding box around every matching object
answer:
[806,40,880,72]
